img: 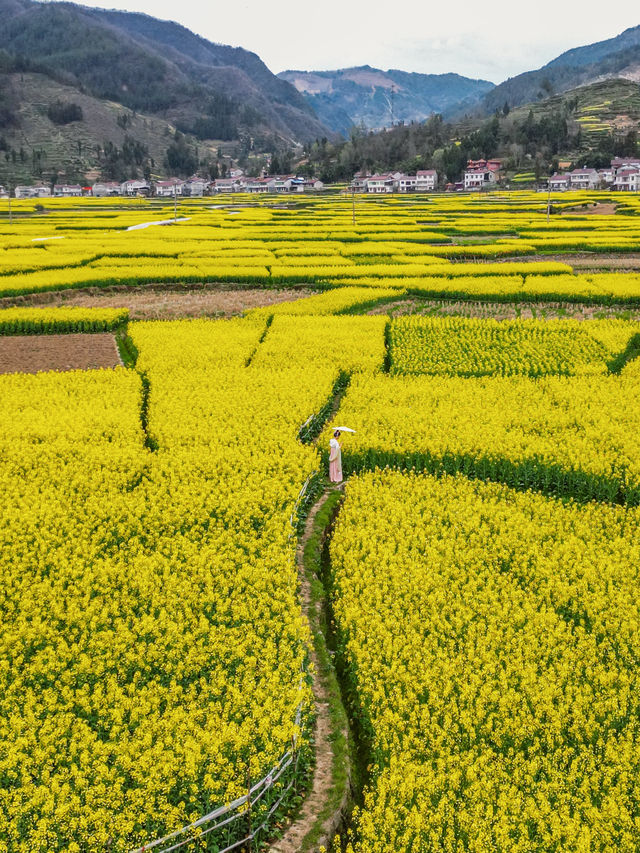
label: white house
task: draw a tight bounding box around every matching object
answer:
[53,184,83,197]
[548,174,570,191]
[14,185,51,198]
[120,179,150,196]
[568,168,600,189]
[416,169,437,191]
[350,175,369,193]
[367,174,396,193]
[183,177,209,197]
[598,168,615,185]
[213,177,239,193]
[464,168,496,191]
[397,175,417,192]
[614,167,640,191]
[245,177,276,193]
[302,178,323,191]
[92,182,121,197]
[155,179,185,197]
[273,176,294,193]
[612,157,640,173]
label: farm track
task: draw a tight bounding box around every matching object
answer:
[271,486,351,853]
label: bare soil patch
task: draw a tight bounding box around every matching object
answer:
[0,333,121,374]
[1,285,314,320]
[560,203,618,216]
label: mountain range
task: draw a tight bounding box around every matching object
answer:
[277,67,493,135]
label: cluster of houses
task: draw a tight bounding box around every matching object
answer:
[7,173,324,199]
[547,158,640,192]
[349,161,504,194]
[350,170,438,193]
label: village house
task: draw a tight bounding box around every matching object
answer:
[397,175,417,192]
[464,167,496,191]
[154,179,185,197]
[53,184,83,197]
[273,176,294,193]
[0,185,7,198]
[614,167,640,191]
[245,177,276,193]
[598,168,615,185]
[213,177,240,193]
[301,178,324,191]
[612,156,640,173]
[14,185,51,199]
[568,168,600,190]
[92,182,121,197]
[467,158,503,174]
[416,169,437,191]
[350,175,369,193]
[182,177,209,197]
[120,179,150,196]
[548,174,570,191]
[367,174,396,193]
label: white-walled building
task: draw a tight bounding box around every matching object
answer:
[548,174,570,191]
[14,185,51,199]
[614,167,640,191]
[121,179,150,196]
[464,167,496,191]
[155,179,185,197]
[416,169,437,191]
[53,184,83,197]
[367,174,396,193]
[568,168,600,189]
[92,182,121,197]
[246,177,276,193]
[398,175,417,192]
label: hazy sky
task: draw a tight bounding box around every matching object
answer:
[47,0,640,83]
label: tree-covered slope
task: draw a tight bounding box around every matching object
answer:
[481,25,640,114]
[0,0,331,144]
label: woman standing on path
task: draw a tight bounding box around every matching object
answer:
[329,430,343,484]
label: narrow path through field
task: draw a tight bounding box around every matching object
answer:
[271,486,349,853]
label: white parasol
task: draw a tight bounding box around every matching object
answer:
[333,426,356,433]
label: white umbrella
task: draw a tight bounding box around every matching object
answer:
[333,426,356,433]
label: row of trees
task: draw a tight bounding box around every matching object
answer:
[299,108,640,183]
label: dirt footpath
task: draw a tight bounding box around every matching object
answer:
[0,333,122,374]
[1,286,313,320]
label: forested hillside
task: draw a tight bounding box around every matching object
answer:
[0,0,331,166]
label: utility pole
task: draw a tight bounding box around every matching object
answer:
[352,186,356,226]
[173,182,177,222]
[7,169,12,224]
[546,178,552,224]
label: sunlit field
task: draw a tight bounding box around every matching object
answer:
[2,190,640,852]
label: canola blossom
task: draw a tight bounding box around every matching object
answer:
[0,192,636,304]
[332,371,640,503]
[332,470,640,853]
[388,315,640,377]
[0,313,388,852]
[0,306,128,334]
